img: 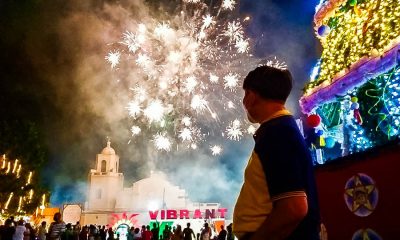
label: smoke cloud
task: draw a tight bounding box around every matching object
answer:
[0,0,319,217]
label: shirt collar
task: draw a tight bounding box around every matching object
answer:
[260,109,292,125]
[254,109,292,139]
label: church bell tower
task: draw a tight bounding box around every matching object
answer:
[87,140,124,211]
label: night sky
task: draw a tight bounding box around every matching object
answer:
[0,0,321,210]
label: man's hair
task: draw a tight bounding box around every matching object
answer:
[243,65,293,102]
[53,212,61,221]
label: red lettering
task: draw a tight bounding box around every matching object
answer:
[167,210,177,219]
[193,209,202,219]
[179,210,190,219]
[205,209,215,219]
[149,208,227,219]
[148,210,159,220]
[217,208,227,218]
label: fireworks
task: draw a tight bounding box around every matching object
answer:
[105,51,121,69]
[260,57,288,70]
[153,134,172,152]
[106,0,258,155]
[226,119,243,141]
[210,145,223,156]
[222,0,236,11]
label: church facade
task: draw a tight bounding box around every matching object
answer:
[80,141,226,232]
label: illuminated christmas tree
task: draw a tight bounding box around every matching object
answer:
[300,0,400,162]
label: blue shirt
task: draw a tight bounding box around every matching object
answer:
[255,115,320,239]
[233,112,320,239]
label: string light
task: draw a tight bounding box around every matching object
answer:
[305,0,400,93]
[29,189,34,201]
[27,172,33,185]
[4,193,13,210]
[1,157,46,215]
[17,196,23,212]
[304,0,400,161]
[313,67,400,156]
[40,194,46,215]
[1,154,5,169]
[12,159,18,173]
[16,164,21,178]
[6,162,11,173]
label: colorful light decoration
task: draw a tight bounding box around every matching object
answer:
[110,213,139,230]
[302,0,400,161]
[310,66,400,156]
[300,0,400,112]
[364,67,400,137]
[350,127,373,153]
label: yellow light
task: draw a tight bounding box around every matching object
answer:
[27,172,33,185]
[40,194,46,214]
[6,162,11,174]
[1,154,5,169]
[29,189,34,201]
[5,193,13,209]
[16,165,21,178]
[17,196,23,212]
[12,159,18,173]
[306,0,400,93]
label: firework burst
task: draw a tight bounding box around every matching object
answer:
[106,0,258,155]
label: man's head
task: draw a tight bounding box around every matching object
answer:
[243,66,292,122]
[5,219,12,226]
[243,65,292,102]
[53,212,62,222]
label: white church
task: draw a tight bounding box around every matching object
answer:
[80,140,226,230]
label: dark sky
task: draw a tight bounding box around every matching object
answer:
[0,0,321,208]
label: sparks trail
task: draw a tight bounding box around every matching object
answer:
[105,0,257,155]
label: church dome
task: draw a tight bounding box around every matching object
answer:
[101,140,116,155]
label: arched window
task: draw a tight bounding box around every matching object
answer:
[101,160,107,173]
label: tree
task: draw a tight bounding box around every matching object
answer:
[0,120,49,215]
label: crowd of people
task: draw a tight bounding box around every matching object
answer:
[0,214,235,240]
[132,222,234,240]
[0,213,68,240]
